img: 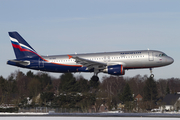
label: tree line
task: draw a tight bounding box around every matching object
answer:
[0,70,180,112]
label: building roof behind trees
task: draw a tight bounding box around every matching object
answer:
[162,94,180,105]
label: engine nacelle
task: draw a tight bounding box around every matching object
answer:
[103,65,125,75]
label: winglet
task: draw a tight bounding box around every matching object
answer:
[68,55,73,59]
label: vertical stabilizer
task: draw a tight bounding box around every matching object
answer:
[9,32,38,59]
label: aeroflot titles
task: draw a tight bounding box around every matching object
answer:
[120,52,141,55]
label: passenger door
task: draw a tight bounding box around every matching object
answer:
[148,51,154,61]
[39,58,44,68]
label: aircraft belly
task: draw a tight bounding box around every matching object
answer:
[39,62,80,73]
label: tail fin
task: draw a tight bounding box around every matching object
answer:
[9,32,39,59]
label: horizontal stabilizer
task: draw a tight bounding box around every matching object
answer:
[8,60,30,66]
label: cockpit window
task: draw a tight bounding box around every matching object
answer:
[159,53,167,57]
[162,53,167,56]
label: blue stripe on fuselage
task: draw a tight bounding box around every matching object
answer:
[33,61,84,73]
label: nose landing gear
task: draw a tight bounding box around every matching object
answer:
[150,68,154,78]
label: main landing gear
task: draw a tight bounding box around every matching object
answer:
[149,68,154,78]
[91,75,99,81]
[91,71,99,81]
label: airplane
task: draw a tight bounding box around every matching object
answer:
[7,31,174,80]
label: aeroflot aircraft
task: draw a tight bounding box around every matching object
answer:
[7,32,174,79]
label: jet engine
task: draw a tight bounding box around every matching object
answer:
[103,65,125,75]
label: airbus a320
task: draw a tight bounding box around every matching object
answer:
[7,32,174,79]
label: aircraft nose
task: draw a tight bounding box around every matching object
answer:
[171,57,174,64]
[168,57,174,64]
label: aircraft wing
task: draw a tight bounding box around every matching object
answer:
[68,55,106,70]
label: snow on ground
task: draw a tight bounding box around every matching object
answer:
[0,112,48,115]
[0,117,180,120]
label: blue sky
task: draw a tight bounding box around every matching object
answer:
[0,0,180,80]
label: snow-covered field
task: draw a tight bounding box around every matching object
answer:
[0,112,180,120]
[0,117,179,120]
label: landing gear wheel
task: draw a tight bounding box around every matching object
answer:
[150,74,154,78]
[149,68,154,78]
[91,75,99,81]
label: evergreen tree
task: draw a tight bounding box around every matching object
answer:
[143,77,158,101]
[59,73,79,92]
[36,72,52,91]
[28,78,41,98]
[122,83,133,102]
[76,77,90,92]
[120,83,134,112]
[143,77,158,109]
[26,71,34,78]
[0,76,6,93]
[41,91,54,106]
[166,81,170,95]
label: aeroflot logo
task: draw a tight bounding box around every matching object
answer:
[120,52,141,55]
